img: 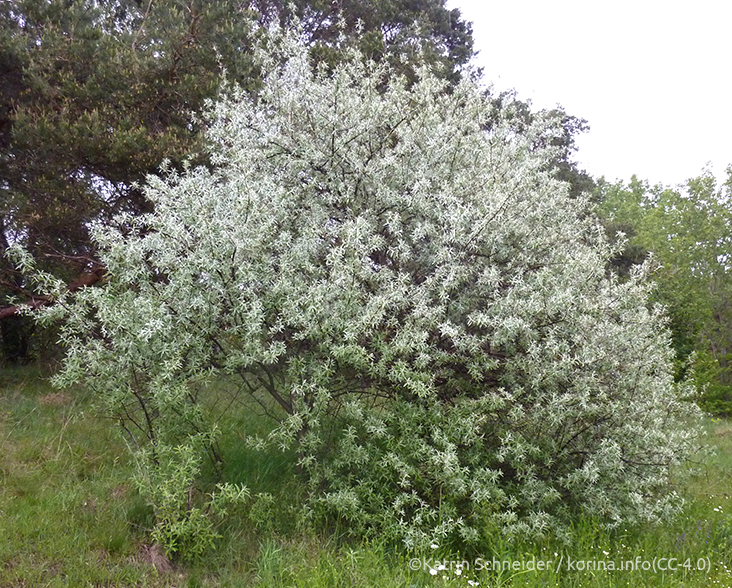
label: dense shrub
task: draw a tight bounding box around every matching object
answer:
[11,30,701,553]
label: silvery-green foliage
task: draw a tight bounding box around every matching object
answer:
[20,30,700,549]
[134,438,249,561]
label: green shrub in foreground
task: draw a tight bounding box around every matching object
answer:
[10,28,702,556]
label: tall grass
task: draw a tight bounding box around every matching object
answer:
[1,366,731,587]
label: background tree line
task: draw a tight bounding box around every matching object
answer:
[599,170,732,413]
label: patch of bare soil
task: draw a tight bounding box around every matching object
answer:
[39,392,70,406]
[138,543,173,574]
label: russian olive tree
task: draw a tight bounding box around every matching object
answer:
[15,32,700,551]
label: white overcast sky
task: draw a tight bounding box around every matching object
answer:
[447,0,732,187]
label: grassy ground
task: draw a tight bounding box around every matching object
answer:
[1,366,732,587]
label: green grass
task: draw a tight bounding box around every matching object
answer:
[0,365,172,586]
[2,365,732,587]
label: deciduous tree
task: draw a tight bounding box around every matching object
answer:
[14,31,700,554]
[598,169,732,413]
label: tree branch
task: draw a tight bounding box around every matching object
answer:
[0,267,106,320]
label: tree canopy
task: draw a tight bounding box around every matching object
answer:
[598,169,732,413]
[13,31,699,555]
[0,0,476,360]
[250,0,474,82]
